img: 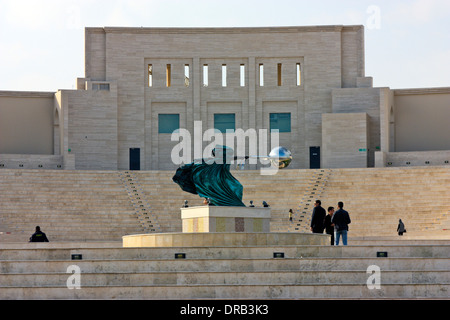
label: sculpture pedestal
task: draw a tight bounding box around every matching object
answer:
[122,206,331,247]
[181,206,271,233]
[122,232,330,247]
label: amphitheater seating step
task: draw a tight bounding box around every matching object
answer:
[1,167,449,241]
[0,241,449,299]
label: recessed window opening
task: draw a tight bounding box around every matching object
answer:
[214,113,235,133]
[166,64,171,87]
[222,64,227,87]
[203,65,209,87]
[259,64,264,87]
[158,114,180,134]
[148,64,153,87]
[277,63,282,86]
[296,63,302,86]
[92,83,110,91]
[184,64,190,87]
[240,64,245,87]
[270,113,291,133]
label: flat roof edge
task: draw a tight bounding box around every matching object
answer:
[90,25,363,34]
[0,91,55,98]
[394,87,450,95]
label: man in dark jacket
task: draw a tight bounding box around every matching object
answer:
[331,202,351,245]
[310,200,326,234]
[29,226,49,242]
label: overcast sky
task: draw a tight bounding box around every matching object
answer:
[0,0,449,92]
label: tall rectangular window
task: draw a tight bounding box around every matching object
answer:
[296,63,302,86]
[158,114,180,134]
[259,64,264,87]
[222,64,227,87]
[148,64,153,87]
[270,113,291,133]
[184,64,190,87]
[240,64,245,87]
[203,64,209,87]
[214,113,235,133]
[166,64,171,87]
[277,63,282,86]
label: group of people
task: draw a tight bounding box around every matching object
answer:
[310,200,351,246]
[298,200,407,245]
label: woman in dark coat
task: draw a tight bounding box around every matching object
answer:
[397,219,406,236]
[324,207,335,245]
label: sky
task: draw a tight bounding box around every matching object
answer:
[0,0,449,92]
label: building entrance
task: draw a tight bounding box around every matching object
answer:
[310,147,320,169]
[129,148,140,170]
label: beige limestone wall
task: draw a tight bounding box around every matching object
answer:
[374,88,450,167]
[85,28,106,81]
[341,27,365,88]
[83,25,364,170]
[322,113,369,168]
[0,91,54,155]
[150,102,188,170]
[62,82,118,170]
[54,91,75,169]
[378,88,395,153]
[331,87,388,167]
[393,88,450,152]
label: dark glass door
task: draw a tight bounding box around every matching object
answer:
[129,148,140,170]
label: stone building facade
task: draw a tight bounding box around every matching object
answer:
[1,25,449,170]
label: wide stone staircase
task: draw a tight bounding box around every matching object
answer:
[1,167,449,242]
[317,167,450,238]
[0,241,448,299]
[1,167,449,299]
[0,170,145,242]
[236,166,450,238]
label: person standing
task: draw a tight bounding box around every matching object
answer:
[29,226,49,242]
[331,202,351,245]
[289,209,293,222]
[324,206,335,245]
[310,200,326,234]
[397,219,406,236]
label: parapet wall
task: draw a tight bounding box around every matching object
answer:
[0,154,63,170]
[375,150,450,167]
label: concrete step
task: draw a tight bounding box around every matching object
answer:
[0,232,145,243]
[1,270,448,287]
[0,283,447,299]
[1,245,450,260]
[1,257,449,273]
